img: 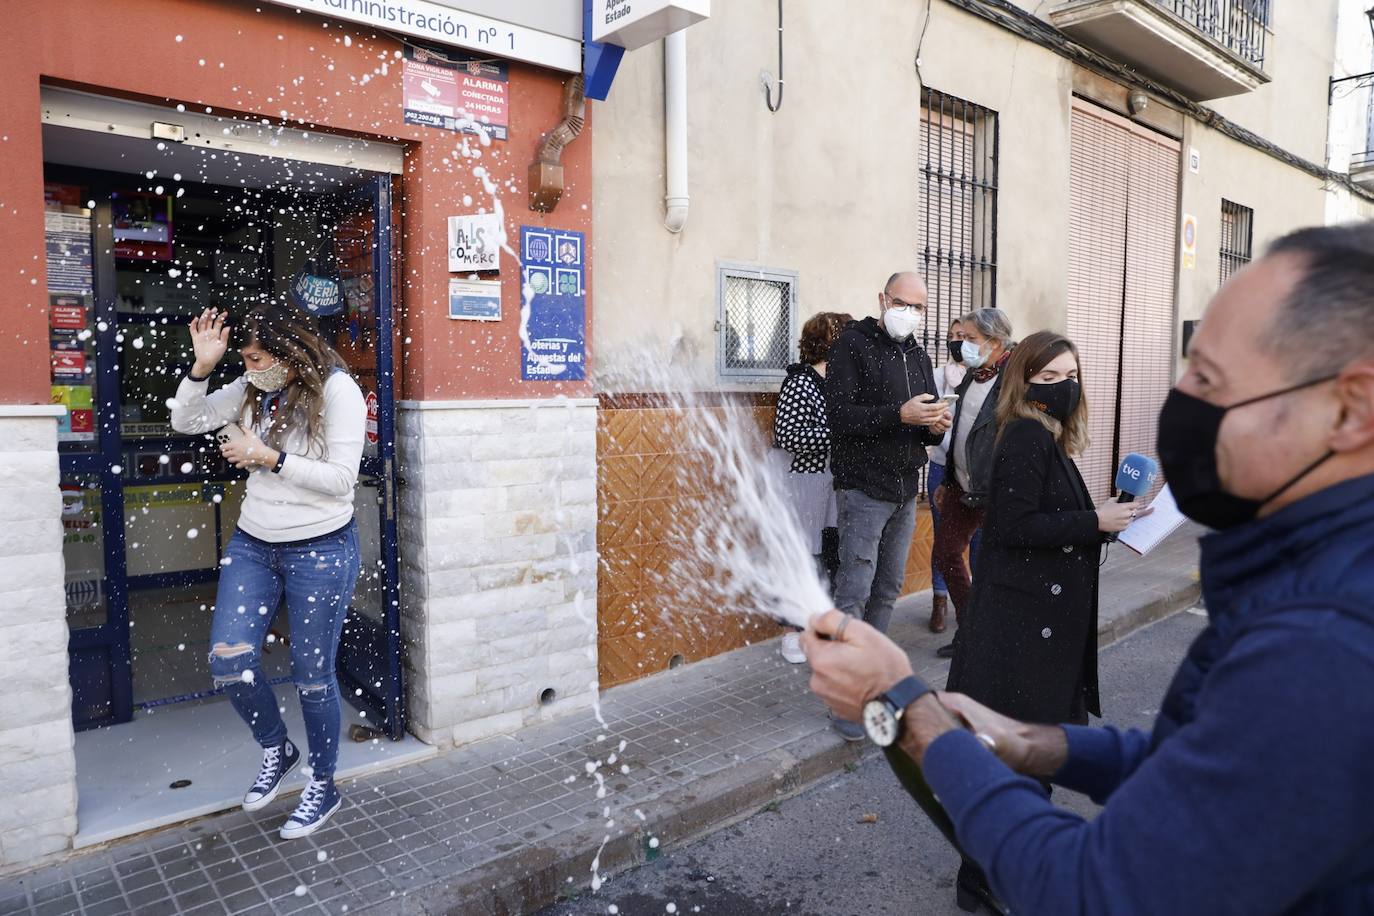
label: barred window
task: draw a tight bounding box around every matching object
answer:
[1219,199,1253,285]
[716,264,797,380]
[920,88,998,366]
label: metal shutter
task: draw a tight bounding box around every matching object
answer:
[1067,102,1130,500]
[1118,126,1179,502]
[1067,99,1179,501]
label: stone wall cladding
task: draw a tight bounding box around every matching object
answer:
[0,416,77,874]
[398,400,599,749]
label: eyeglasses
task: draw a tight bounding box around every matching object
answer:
[885,295,925,313]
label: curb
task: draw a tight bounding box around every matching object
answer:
[397,577,1202,915]
[1097,577,1202,648]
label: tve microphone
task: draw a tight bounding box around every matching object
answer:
[1115,453,1159,503]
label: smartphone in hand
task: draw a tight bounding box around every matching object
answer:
[215,423,247,446]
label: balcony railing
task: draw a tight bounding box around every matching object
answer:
[1150,0,1269,70]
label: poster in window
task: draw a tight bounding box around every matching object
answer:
[112,191,174,261]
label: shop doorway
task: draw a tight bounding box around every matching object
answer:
[41,89,427,844]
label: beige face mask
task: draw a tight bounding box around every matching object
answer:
[245,360,289,392]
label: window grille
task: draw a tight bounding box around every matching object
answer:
[1219,199,1254,286]
[919,87,998,367]
[716,264,797,380]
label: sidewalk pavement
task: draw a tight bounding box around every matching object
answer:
[0,526,1203,916]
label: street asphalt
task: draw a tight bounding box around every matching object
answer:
[539,606,1209,916]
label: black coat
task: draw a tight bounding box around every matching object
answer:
[824,317,941,505]
[945,417,1106,723]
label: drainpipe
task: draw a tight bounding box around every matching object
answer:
[664,30,690,233]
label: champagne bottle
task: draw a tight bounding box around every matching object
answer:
[882,744,966,855]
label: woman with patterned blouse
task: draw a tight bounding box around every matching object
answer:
[773,311,853,663]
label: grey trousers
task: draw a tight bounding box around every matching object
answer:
[833,488,919,636]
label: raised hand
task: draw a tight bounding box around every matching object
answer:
[189,309,229,377]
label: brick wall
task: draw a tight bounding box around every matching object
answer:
[0,411,77,874]
[396,400,599,748]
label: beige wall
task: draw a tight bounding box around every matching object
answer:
[1206,0,1340,165]
[592,0,924,384]
[592,1,1343,382]
[1177,121,1329,328]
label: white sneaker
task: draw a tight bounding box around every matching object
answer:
[779,632,807,664]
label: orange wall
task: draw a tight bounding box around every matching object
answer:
[0,0,592,403]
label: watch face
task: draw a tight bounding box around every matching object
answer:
[863,700,898,747]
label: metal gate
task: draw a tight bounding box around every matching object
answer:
[1067,98,1179,500]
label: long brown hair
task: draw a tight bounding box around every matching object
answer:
[236,304,348,450]
[798,311,853,364]
[996,330,1091,456]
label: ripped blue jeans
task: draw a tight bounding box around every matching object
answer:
[208,520,360,780]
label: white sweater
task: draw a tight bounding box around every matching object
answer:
[170,371,367,543]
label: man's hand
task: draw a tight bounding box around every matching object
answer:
[938,692,1070,778]
[221,429,279,471]
[900,394,950,428]
[802,609,914,722]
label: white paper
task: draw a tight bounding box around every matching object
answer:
[1117,484,1187,556]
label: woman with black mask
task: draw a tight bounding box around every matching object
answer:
[942,331,1148,913]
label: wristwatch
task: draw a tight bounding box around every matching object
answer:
[863,675,934,747]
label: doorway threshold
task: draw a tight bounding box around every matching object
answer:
[73,686,434,849]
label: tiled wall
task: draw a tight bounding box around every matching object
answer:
[596,395,934,689]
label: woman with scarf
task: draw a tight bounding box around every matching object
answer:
[932,308,1015,658]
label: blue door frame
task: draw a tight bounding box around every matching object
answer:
[58,168,404,739]
[333,174,407,740]
[62,188,133,730]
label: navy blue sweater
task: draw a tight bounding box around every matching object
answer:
[924,474,1374,914]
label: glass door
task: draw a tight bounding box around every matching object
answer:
[323,175,404,740]
[49,177,134,730]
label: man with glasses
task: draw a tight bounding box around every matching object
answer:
[823,271,953,741]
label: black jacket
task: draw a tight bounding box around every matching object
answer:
[946,418,1106,722]
[824,317,941,504]
[944,370,1005,508]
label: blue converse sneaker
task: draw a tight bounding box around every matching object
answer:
[242,739,301,812]
[279,777,342,839]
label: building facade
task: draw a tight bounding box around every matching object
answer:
[3,0,1373,878]
[0,0,601,873]
[590,0,1374,686]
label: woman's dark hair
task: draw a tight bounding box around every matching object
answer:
[235,303,348,449]
[799,312,854,365]
[997,330,1091,455]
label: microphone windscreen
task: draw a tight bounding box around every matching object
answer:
[1115,453,1159,498]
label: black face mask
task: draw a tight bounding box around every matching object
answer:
[1025,379,1081,424]
[1156,376,1338,531]
[946,339,964,363]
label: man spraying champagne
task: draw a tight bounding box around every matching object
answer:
[804,222,1374,916]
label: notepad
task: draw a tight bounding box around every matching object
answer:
[1118,484,1187,556]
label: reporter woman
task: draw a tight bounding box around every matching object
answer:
[943,330,1144,911]
[171,304,366,840]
